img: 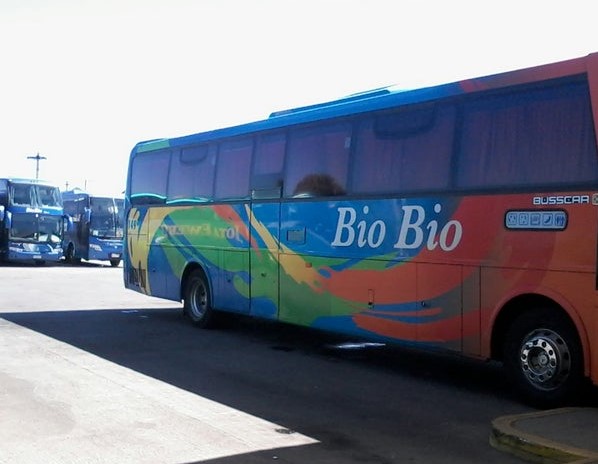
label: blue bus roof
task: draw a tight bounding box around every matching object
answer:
[134,83,452,153]
[133,52,595,154]
[62,188,123,200]
[0,177,60,186]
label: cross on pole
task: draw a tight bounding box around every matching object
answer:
[27,153,47,179]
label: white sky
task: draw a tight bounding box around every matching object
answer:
[1,0,597,196]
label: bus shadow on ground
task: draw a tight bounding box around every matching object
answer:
[2,308,596,464]
[0,309,524,415]
[0,260,116,268]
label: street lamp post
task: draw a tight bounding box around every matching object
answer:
[27,153,47,180]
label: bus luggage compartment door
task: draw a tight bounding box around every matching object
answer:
[249,202,280,320]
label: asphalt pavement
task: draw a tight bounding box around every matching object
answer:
[2,263,598,463]
[491,407,598,463]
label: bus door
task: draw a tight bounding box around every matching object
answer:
[249,187,281,320]
[79,206,91,256]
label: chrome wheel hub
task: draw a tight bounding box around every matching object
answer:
[520,329,571,390]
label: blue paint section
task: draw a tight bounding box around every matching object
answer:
[280,197,461,259]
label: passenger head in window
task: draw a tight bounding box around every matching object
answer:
[293,173,346,197]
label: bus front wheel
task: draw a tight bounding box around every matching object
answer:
[64,243,80,264]
[183,270,215,328]
[65,243,75,263]
[503,308,584,408]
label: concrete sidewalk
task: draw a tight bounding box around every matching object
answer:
[0,318,317,464]
[490,407,598,463]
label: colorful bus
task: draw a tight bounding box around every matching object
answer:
[62,188,124,267]
[124,52,598,407]
[0,177,67,264]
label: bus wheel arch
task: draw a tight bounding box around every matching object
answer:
[492,294,586,407]
[182,264,215,328]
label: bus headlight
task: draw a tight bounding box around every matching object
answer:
[9,243,37,252]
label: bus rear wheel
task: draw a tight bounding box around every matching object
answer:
[503,308,584,408]
[109,258,121,267]
[183,270,215,328]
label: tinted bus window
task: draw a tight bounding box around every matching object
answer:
[352,104,455,194]
[130,150,171,204]
[457,80,598,189]
[251,132,286,197]
[285,122,351,197]
[215,138,252,200]
[168,145,216,203]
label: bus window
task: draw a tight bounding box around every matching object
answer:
[11,184,34,206]
[251,132,285,198]
[168,145,216,203]
[130,149,171,205]
[215,138,252,200]
[285,122,350,197]
[457,80,598,190]
[37,185,61,207]
[352,104,454,195]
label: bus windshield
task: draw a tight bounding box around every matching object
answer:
[37,185,62,207]
[89,197,122,238]
[9,213,62,244]
[9,183,62,208]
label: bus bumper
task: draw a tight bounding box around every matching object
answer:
[88,240,123,262]
[7,244,63,263]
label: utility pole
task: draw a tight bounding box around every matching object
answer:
[27,153,47,180]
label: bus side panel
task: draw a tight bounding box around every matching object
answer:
[130,204,252,310]
[249,202,281,320]
[278,197,468,349]
[125,206,152,295]
[415,263,463,352]
[462,266,481,356]
[476,193,597,374]
[276,193,595,357]
[480,268,596,371]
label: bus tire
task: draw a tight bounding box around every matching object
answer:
[64,243,81,264]
[65,243,75,263]
[109,258,121,267]
[503,308,584,408]
[183,270,215,328]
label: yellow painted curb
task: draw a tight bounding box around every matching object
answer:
[490,408,598,464]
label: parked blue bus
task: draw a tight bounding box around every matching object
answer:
[62,188,124,267]
[0,177,67,264]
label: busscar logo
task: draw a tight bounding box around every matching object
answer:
[532,195,589,205]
